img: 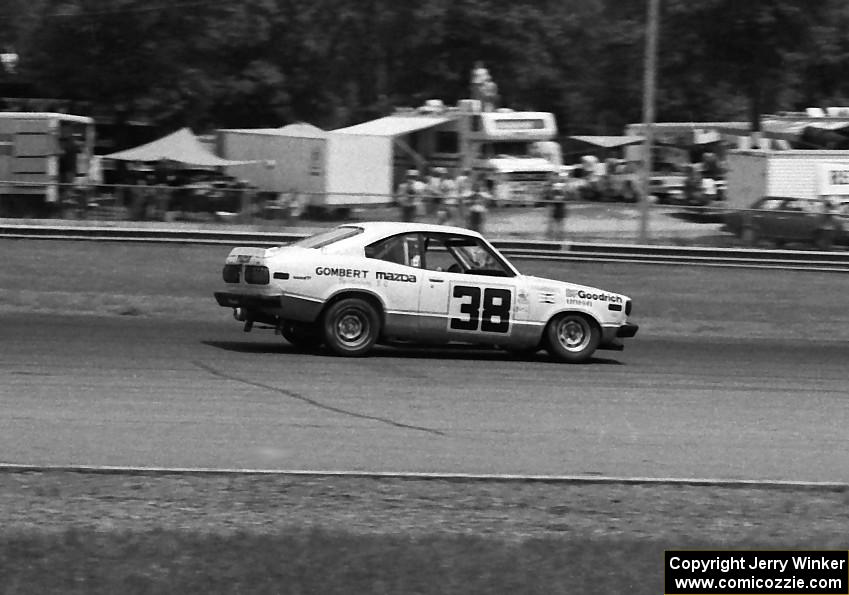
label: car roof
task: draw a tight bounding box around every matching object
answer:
[340,221,486,242]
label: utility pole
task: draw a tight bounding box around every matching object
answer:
[639,0,659,244]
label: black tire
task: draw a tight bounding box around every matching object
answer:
[813,228,834,251]
[741,226,759,247]
[321,298,380,357]
[503,345,540,359]
[281,321,322,350]
[545,313,601,363]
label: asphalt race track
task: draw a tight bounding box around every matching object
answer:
[2,313,847,483]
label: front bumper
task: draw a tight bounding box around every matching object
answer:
[599,322,639,351]
[616,322,639,338]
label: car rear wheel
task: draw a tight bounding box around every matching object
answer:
[813,228,835,250]
[545,313,600,363]
[281,321,322,350]
[322,298,380,357]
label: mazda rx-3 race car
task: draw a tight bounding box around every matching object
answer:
[214,222,637,363]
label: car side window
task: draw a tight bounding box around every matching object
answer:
[422,235,464,272]
[448,236,513,277]
[365,234,421,268]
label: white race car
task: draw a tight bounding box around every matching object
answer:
[214,222,637,362]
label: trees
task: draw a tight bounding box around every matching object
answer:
[664,0,831,129]
[8,0,849,134]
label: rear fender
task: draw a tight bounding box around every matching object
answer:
[321,289,387,324]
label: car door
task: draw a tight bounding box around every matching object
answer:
[751,197,786,239]
[417,233,520,344]
[363,232,423,337]
[773,199,806,241]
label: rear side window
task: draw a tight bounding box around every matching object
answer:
[291,226,363,249]
[365,233,422,268]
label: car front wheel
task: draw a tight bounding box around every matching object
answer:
[545,313,601,363]
[741,226,759,247]
[322,298,380,357]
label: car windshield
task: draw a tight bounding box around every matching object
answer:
[291,226,363,249]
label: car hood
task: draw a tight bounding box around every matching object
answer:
[521,275,630,304]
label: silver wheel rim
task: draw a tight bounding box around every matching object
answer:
[336,310,368,347]
[556,317,590,352]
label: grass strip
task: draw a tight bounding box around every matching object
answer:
[2,471,849,593]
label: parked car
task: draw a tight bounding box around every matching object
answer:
[724,197,847,249]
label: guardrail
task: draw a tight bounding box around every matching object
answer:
[1,224,848,272]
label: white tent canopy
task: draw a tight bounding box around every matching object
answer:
[569,135,645,149]
[103,127,257,167]
[333,115,454,137]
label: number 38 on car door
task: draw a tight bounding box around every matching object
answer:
[447,282,514,336]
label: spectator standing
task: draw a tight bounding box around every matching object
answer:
[431,167,456,223]
[396,169,424,222]
[438,168,466,225]
[545,171,569,241]
[491,174,511,207]
[58,134,79,188]
[455,168,475,224]
[455,167,474,199]
[701,151,722,180]
[470,61,490,103]
[579,155,602,201]
[130,172,155,220]
[682,164,704,206]
[422,166,440,216]
[480,76,499,112]
[467,181,490,233]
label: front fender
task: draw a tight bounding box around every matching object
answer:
[544,305,604,330]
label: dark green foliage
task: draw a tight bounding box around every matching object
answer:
[5,0,849,133]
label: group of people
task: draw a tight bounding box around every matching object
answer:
[125,166,258,221]
[395,167,490,232]
[395,164,578,240]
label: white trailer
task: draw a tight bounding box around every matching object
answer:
[324,133,393,207]
[725,149,849,210]
[217,124,327,198]
[0,112,95,216]
[218,124,392,212]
